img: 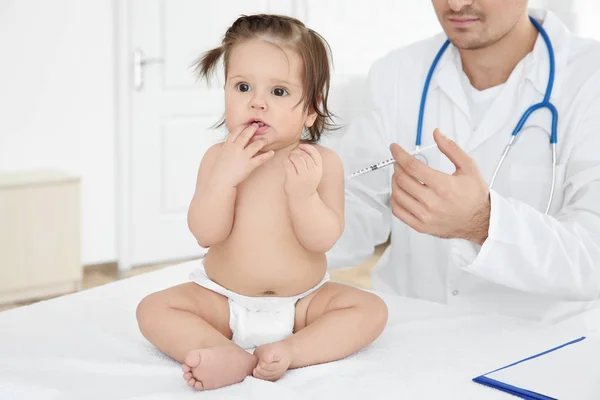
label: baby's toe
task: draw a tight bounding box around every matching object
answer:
[252,367,266,380]
[182,363,191,373]
[187,377,196,388]
[253,365,278,381]
[193,380,204,391]
[258,361,279,371]
[184,350,202,368]
[256,371,278,381]
[183,371,192,381]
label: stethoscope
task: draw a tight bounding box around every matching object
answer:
[417,16,557,214]
[351,16,558,215]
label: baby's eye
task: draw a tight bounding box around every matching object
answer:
[236,83,251,92]
[272,87,289,97]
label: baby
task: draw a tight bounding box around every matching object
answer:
[136,14,388,391]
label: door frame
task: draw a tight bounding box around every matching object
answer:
[115,0,133,271]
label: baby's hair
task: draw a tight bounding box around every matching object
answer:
[194,14,335,143]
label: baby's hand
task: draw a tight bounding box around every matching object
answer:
[283,144,323,200]
[212,123,274,188]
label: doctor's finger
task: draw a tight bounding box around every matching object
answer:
[391,195,424,233]
[392,184,429,224]
[393,164,432,203]
[390,143,445,186]
[433,129,477,174]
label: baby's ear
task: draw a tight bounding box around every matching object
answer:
[304,96,322,128]
[305,110,318,128]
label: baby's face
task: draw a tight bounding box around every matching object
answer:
[224,38,316,151]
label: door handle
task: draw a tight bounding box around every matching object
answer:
[133,49,164,91]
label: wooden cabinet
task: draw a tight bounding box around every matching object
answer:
[0,170,82,304]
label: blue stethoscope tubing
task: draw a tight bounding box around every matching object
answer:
[416,16,557,214]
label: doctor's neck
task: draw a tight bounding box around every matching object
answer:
[459,12,538,91]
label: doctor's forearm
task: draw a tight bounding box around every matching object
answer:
[287,194,344,253]
[466,192,600,301]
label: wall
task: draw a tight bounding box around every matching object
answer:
[569,0,600,39]
[0,0,115,265]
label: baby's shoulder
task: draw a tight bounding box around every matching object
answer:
[206,141,225,155]
[199,141,224,166]
[310,144,343,177]
[312,144,341,164]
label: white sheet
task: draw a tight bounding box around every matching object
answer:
[0,259,596,400]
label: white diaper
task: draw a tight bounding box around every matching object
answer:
[189,262,330,349]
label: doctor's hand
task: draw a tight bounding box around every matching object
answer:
[390,129,491,245]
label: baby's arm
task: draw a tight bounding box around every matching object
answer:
[187,143,236,247]
[188,124,274,247]
[285,145,344,253]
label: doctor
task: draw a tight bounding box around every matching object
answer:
[327,0,600,322]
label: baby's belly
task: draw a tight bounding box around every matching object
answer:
[202,176,329,297]
[203,230,327,297]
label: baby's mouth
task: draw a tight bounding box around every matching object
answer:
[249,119,267,127]
[248,119,270,135]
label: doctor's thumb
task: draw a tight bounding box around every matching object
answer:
[433,129,474,173]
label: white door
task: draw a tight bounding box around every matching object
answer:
[123,0,294,268]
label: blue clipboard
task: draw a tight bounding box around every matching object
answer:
[472,336,586,399]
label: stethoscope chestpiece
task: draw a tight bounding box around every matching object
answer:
[414,153,428,166]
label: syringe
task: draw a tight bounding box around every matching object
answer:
[349,144,438,179]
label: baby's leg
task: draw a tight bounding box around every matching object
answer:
[253,282,388,381]
[136,283,257,390]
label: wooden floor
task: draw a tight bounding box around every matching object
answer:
[0,245,385,313]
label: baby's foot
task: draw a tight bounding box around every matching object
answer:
[252,341,293,381]
[181,345,257,390]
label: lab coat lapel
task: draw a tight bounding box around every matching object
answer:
[466,67,525,153]
[430,47,472,154]
[431,47,470,125]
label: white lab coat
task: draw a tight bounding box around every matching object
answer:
[327,9,600,323]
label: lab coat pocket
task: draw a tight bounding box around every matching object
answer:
[509,163,567,212]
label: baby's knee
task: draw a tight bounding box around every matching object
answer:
[363,293,388,333]
[136,292,164,328]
